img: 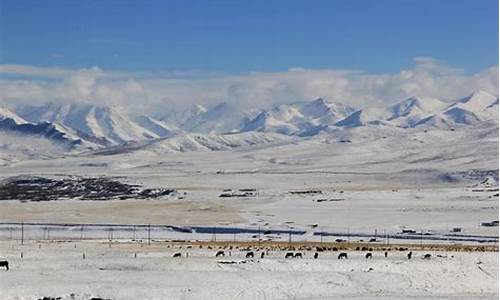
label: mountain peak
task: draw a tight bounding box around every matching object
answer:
[0,106,27,124]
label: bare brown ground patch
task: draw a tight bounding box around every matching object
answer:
[82,239,498,253]
[0,199,244,225]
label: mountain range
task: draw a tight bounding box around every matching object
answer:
[0,90,498,153]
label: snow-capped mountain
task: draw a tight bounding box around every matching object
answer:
[0,106,88,148]
[330,90,498,130]
[16,103,159,145]
[0,106,28,124]
[180,102,259,134]
[1,90,497,156]
[134,115,177,138]
[413,91,498,128]
[242,98,356,135]
[385,96,447,127]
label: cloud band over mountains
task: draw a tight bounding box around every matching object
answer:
[0,57,497,116]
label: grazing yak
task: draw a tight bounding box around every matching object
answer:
[423,254,431,259]
[245,252,254,258]
[172,252,182,258]
[313,252,319,259]
[407,251,413,260]
[294,253,303,259]
[0,261,8,270]
[260,252,265,259]
[338,253,348,259]
[285,252,295,259]
[384,251,388,258]
[215,250,225,257]
[365,252,372,259]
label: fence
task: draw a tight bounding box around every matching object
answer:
[0,222,497,246]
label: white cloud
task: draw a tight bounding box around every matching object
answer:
[0,58,498,116]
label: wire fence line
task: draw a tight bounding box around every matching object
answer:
[0,222,497,246]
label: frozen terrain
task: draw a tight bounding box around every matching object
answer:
[0,93,498,299]
[0,241,498,300]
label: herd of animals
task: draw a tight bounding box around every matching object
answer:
[0,247,437,271]
[165,246,435,262]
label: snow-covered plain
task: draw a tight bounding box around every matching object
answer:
[0,120,498,299]
[0,241,498,300]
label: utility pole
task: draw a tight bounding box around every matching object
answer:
[347,226,350,246]
[21,222,24,245]
[258,226,261,249]
[148,224,151,246]
[108,227,113,248]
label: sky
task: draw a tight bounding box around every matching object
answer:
[0,0,498,113]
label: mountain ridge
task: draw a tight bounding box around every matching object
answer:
[1,90,497,153]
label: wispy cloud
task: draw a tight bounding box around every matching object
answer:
[0,58,498,116]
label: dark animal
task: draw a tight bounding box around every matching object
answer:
[338,253,348,259]
[407,251,413,260]
[285,252,294,259]
[172,252,182,258]
[423,254,431,259]
[314,252,319,259]
[215,250,225,257]
[365,252,372,259]
[0,260,8,270]
[260,252,265,259]
[245,252,254,258]
[294,252,303,258]
[384,251,388,258]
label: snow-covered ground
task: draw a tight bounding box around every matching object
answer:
[0,240,497,300]
[0,123,497,298]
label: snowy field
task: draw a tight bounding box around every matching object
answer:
[0,125,498,298]
[0,240,498,300]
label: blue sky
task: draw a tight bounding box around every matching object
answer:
[1,0,498,74]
